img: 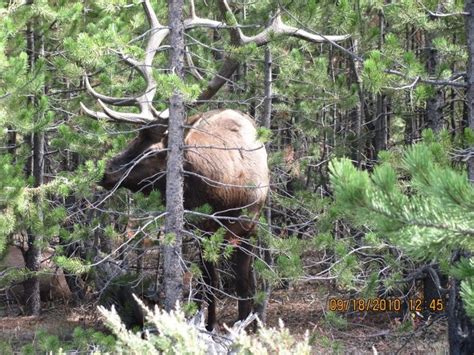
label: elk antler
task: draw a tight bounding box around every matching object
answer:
[81,0,350,125]
[217,1,350,46]
[80,0,169,125]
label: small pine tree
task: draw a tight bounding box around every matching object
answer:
[329,130,474,318]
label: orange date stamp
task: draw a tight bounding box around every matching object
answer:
[328,298,445,313]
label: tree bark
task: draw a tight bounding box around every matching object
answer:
[448,252,474,355]
[23,7,43,316]
[467,1,474,184]
[374,12,387,159]
[6,127,16,156]
[425,2,446,133]
[445,3,474,354]
[254,46,273,323]
[163,0,185,312]
[24,124,44,316]
[423,8,449,305]
[348,38,364,165]
[262,47,272,129]
[374,94,387,157]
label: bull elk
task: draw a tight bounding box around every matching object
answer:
[80,0,269,330]
[98,109,268,330]
[80,0,349,330]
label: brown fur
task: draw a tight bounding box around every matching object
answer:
[99,109,269,329]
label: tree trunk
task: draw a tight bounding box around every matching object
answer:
[467,2,474,184]
[163,0,185,312]
[6,127,16,156]
[24,126,44,316]
[445,3,474,354]
[349,39,364,165]
[23,7,43,316]
[374,12,387,159]
[254,46,273,323]
[374,94,387,157]
[261,47,272,129]
[425,2,446,133]
[423,4,448,300]
[422,264,447,318]
[448,252,474,355]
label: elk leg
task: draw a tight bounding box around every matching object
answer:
[231,243,254,321]
[200,259,218,331]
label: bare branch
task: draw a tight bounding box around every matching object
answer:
[416,1,469,18]
[384,76,420,91]
[427,10,469,17]
[386,69,467,88]
[451,147,474,162]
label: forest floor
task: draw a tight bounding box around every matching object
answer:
[220,282,448,354]
[0,282,448,354]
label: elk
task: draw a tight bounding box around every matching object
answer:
[80,0,270,330]
[79,0,348,330]
[95,108,268,330]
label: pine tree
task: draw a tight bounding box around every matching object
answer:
[330,131,474,351]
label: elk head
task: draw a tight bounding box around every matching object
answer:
[96,126,168,194]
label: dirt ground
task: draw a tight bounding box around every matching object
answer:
[0,303,99,348]
[219,283,448,354]
[0,281,448,354]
